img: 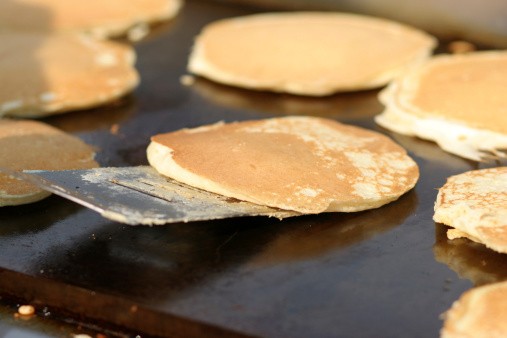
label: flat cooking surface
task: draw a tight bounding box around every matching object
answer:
[1,1,506,337]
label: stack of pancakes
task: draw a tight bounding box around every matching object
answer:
[376,51,507,161]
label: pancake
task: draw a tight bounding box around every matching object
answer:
[0,0,183,40]
[442,281,507,338]
[147,116,419,214]
[0,119,98,206]
[376,51,507,161]
[0,32,139,118]
[434,167,507,254]
[187,12,436,96]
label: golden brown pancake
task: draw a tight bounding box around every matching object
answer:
[376,51,507,161]
[0,119,98,206]
[188,12,436,96]
[442,281,507,338]
[0,0,183,40]
[434,167,507,254]
[0,32,139,118]
[147,116,419,214]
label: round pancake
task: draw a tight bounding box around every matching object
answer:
[147,116,419,214]
[376,51,507,161]
[0,32,139,118]
[0,0,183,39]
[187,12,436,96]
[442,281,507,338]
[434,167,507,254]
[0,119,98,206]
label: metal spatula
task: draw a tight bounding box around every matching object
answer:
[2,166,297,225]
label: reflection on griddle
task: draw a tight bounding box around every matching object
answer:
[31,217,286,303]
[191,77,382,119]
[45,96,136,133]
[0,196,82,236]
[123,17,181,45]
[433,224,507,286]
[30,191,416,304]
[248,191,417,266]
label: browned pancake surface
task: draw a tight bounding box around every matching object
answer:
[0,119,98,205]
[0,32,138,117]
[0,0,182,38]
[148,116,419,213]
[442,281,507,338]
[434,167,507,254]
[188,12,436,95]
[404,52,507,134]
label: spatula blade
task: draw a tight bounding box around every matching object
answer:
[6,166,296,225]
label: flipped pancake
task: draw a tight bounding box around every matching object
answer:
[434,167,507,254]
[0,32,139,118]
[148,116,419,214]
[0,0,183,40]
[442,281,507,338]
[376,51,507,161]
[188,12,436,96]
[0,119,98,206]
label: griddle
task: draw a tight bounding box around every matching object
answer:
[1,1,506,337]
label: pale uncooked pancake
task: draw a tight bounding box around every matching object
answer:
[442,281,507,338]
[434,167,507,254]
[187,12,436,96]
[0,119,98,206]
[376,51,507,161]
[147,116,419,214]
[0,32,139,118]
[0,0,183,40]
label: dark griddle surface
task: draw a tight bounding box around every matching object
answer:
[1,1,506,337]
